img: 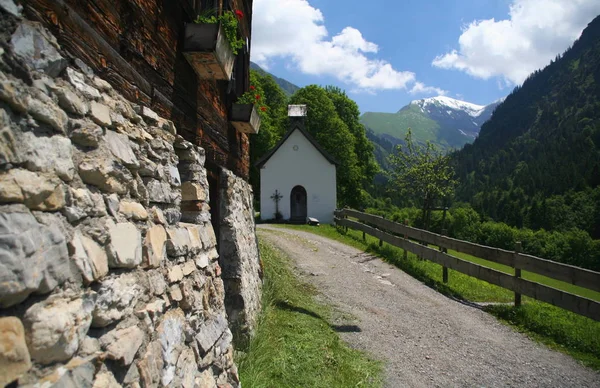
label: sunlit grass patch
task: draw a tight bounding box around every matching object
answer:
[237,236,383,387]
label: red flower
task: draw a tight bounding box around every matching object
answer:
[260,106,267,112]
[250,85,255,90]
[235,10,244,20]
[255,94,261,100]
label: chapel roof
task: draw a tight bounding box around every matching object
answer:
[254,124,339,168]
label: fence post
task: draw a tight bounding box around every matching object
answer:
[403,219,408,260]
[441,228,448,283]
[379,215,385,247]
[344,209,348,233]
[514,241,522,307]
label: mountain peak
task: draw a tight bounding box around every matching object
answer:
[410,96,486,117]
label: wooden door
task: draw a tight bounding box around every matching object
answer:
[290,186,307,222]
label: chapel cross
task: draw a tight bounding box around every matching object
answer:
[271,190,283,220]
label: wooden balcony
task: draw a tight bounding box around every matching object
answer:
[182,23,235,81]
[230,104,261,134]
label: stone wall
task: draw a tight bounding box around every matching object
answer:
[219,170,262,344]
[0,8,242,387]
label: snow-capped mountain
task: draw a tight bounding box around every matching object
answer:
[412,96,486,118]
[408,96,503,142]
[361,96,504,152]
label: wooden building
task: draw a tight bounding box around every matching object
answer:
[23,0,256,220]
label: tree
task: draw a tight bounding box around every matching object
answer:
[289,85,363,207]
[388,129,457,229]
[324,86,379,190]
[246,70,289,195]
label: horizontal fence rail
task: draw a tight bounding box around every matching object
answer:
[334,209,600,321]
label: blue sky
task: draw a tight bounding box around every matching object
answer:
[251,0,600,114]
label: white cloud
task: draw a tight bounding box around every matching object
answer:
[433,0,600,84]
[409,82,448,96]
[251,0,438,93]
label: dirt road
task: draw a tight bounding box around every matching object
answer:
[258,225,600,387]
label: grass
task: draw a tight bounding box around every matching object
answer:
[236,237,383,388]
[273,224,600,370]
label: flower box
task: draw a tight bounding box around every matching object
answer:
[182,23,235,81]
[230,104,261,134]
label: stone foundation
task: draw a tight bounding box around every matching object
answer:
[0,7,246,387]
[219,169,262,344]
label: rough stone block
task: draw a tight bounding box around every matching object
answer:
[78,336,100,357]
[36,356,96,388]
[139,156,159,178]
[105,130,139,168]
[169,284,183,302]
[197,222,217,250]
[26,92,68,134]
[107,222,142,268]
[92,77,112,92]
[119,200,148,221]
[99,325,144,365]
[0,317,31,387]
[156,309,185,386]
[168,265,184,283]
[0,205,71,307]
[182,223,202,252]
[11,21,68,77]
[138,340,163,388]
[181,181,207,201]
[166,227,191,257]
[139,106,159,124]
[175,347,197,388]
[164,208,182,225]
[79,157,132,194]
[18,131,75,181]
[56,87,89,116]
[0,0,22,17]
[66,67,101,99]
[92,371,120,388]
[151,206,167,225]
[90,101,112,127]
[24,292,96,364]
[143,224,167,268]
[70,119,103,148]
[63,187,106,222]
[195,253,209,269]
[195,369,217,388]
[92,273,143,327]
[179,278,202,312]
[69,230,108,283]
[195,313,228,355]
[182,260,196,276]
[0,169,66,211]
[147,270,167,296]
[167,165,181,187]
[147,179,174,204]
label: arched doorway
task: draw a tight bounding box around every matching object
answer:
[290,185,307,223]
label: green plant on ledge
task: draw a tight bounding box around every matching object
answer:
[195,9,245,55]
[237,84,268,116]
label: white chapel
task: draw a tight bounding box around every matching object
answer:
[257,105,337,224]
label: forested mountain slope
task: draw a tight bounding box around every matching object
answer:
[453,14,600,237]
[250,62,300,96]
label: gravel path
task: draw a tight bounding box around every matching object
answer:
[258,225,600,388]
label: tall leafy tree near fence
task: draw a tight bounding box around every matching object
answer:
[388,129,457,228]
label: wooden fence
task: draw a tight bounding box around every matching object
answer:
[334,209,600,321]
